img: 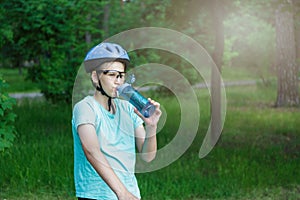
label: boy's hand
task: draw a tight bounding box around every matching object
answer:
[134,98,161,128]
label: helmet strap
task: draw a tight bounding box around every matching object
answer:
[96,79,115,112]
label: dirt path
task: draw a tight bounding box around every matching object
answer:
[9,92,44,99]
[9,80,259,99]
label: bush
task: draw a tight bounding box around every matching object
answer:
[0,75,17,151]
[27,51,80,103]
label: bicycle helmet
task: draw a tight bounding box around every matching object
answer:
[84,42,130,73]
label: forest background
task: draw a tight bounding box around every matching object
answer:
[0,0,300,199]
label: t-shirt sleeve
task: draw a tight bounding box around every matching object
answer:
[73,100,96,129]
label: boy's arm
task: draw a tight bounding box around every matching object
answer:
[135,124,157,162]
[135,99,161,162]
[78,124,139,200]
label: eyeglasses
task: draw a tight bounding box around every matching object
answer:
[97,70,126,80]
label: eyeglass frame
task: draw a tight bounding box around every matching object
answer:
[96,69,126,80]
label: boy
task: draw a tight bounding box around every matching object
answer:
[72,42,161,200]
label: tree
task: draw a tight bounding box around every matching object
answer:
[275,0,299,107]
[223,1,276,84]
[0,0,29,74]
[0,76,17,151]
[0,0,107,103]
[1,0,173,103]
[211,0,225,143]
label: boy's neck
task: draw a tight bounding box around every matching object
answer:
[94,91,115,112]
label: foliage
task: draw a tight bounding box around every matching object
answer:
[0,0,105,103]
[0,0,299,104]
[224,4,276,78]
[0,76,17,151]
[108,0,171,34]
[0,0,176,103]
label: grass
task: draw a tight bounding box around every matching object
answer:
[0,81,300,200]
[135,84,300,199]
[221,65,262,81]
[0,66,299,199]
[0,68,40,92]
[0,100,74,199]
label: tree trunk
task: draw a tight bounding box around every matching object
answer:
[275,0,299,107]
[85,13,92,44]
[211,0,224,143]
[103,2,110,38]
[295,1,300,75]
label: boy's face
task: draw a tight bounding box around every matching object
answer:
[93,61,126,97]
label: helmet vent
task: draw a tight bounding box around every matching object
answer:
[105,46,112,53]
[115,46,121,54]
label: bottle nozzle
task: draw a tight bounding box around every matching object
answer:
[127,74,136,84]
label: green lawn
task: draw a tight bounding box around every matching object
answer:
[0,68,40,93]
[0,81,299,199]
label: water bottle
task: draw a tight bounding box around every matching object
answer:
[116,75,155,118]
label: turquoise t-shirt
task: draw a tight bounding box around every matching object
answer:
[72,96,144,199]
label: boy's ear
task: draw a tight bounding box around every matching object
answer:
[91,71,99,84]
